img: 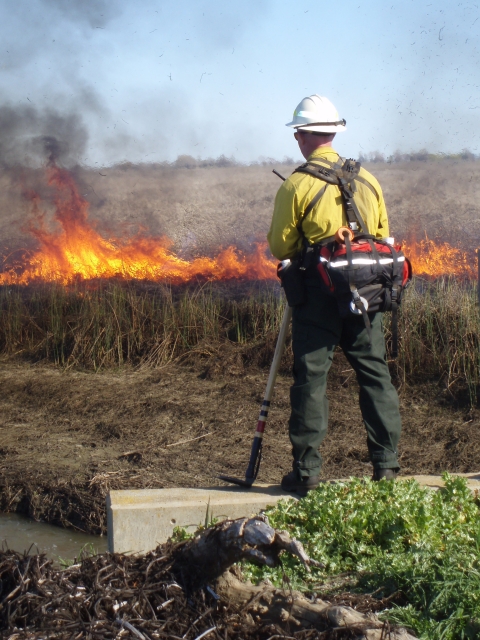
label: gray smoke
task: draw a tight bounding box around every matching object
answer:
[0,104,88,168]
[39,0,122,28]
[0,0,272,165]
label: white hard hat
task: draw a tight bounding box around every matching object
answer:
[286,95,346,133]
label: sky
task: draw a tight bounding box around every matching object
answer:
[0,0,479,167]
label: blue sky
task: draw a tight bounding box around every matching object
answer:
[0,0,479,166]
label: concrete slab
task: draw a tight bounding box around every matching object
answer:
[107,484,296,554]
[107,472,480,554]
[401,472,480,492]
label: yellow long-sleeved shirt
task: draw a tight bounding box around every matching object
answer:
[267,147,389,260]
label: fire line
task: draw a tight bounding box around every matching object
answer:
[0,163,277,285]
[0,164,476,285]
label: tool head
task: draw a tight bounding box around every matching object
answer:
[217,474,254,488]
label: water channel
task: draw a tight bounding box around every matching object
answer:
[0,512,108,564]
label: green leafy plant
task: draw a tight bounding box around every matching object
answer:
[244,473,480,640]
[56,542,99,568]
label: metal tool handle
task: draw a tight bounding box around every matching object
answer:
[272,169,286,182]
[245,304,293,482]
[263,304,293,404]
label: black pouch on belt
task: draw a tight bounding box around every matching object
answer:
[277,259,306,307]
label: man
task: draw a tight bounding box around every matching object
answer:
[267,94,402,496]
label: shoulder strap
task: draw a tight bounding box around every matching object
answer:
[293,157,370,238]
[337,174,369,234]
[293,162,339,185]
[354,174,379,198]
[300,184,328,224]
[293,158,338,240]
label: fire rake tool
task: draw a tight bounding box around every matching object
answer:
[218,304,293,488]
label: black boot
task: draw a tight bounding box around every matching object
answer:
[372,468,399,481]
[281,470,320,497]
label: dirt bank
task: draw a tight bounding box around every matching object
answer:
[1,350,479,535]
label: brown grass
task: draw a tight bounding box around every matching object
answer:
[0,278,478,405]
[1,158,479,260]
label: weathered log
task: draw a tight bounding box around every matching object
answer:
[0,518,418,639]
[216,571,417,640]
[171,515,418,639]
[171,514,321,588]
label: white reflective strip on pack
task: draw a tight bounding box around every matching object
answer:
[327,256,406,267]
[329,259,369,267]
[383,256,405,263]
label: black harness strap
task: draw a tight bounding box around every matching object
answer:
[294,157,371,235]
[344,234,372,346]
[294,163,340,185]
[293,158,337,244]
[337,176,369,234]
[300,184,328,225]
[355,174,379,199]
[391,289,399,358]
[388,246,402,358]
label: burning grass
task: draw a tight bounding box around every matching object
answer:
[0,162,277,286]
[0,159,479,286]
[0,277,478,404]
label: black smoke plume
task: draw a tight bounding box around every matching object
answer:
[0,105,88,168]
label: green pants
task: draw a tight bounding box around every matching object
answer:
[290,282,402,479]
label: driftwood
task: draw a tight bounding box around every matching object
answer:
[171,513,322,587]
[172,515,418,639]
[217,571,416,640]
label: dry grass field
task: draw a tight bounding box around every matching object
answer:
[0,157,479,535]
[1,158,479,258]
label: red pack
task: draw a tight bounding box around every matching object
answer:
[316,234,412,356]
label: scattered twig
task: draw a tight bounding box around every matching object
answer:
[193,626,217,640]
[183,607,214,638]
[118,450,143,461]
[165,433,212,448]
[116,617,149,639]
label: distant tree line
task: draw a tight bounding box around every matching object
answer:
[112,155,298,171]
[359,149,478,163]
[111,150,478,172]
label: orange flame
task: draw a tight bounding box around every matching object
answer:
[0,164,475,285]
[404,238,476,279]
[0,164,277,285]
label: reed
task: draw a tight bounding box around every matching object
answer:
[391,277,480,404]
[0,278,478,403]
[0,281,284,369]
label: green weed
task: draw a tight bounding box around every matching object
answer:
[245,473,480,640]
